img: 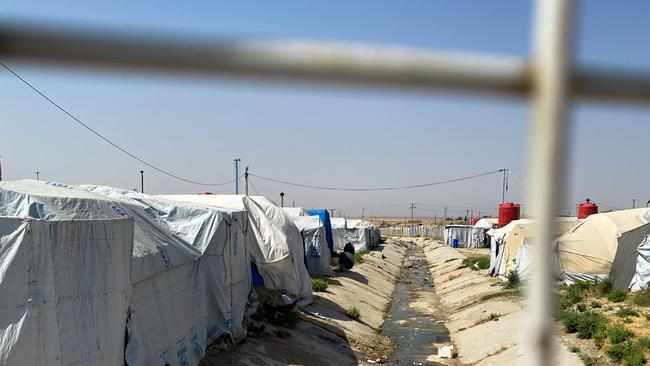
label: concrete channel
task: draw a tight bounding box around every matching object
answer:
[381,241,451,365]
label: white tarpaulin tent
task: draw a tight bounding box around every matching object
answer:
[162,195,312,302]
[330,217,348,250]
[558,208,650,288]
[292,215,332,276]
[443,225,473,248]
[0,181,251,366]
[489,219,577,280]
[282,207,306,219]
[0,216,133,366]
[488,220,529,277]
[345,220,379,251]
[471,218,497,248]
[630,235,650,291]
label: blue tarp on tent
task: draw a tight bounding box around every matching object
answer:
[306,209,334,255]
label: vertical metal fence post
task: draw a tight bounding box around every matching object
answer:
[526,0,574,365]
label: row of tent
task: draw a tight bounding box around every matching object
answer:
[282,207,381,253]
[450,208,650,290]
[0,180,379,366]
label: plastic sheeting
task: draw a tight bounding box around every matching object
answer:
[306,210,333,254]
[292,215,333,276]
[0,180,251,366]
[630,235,650,291]
[330,217,348,250]
[0,217,133,366]
[282,207,306,219]
[443,225,473,248]
[162,195,312,302]
[470,218,497,248]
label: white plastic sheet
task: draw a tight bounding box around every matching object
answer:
[630,235,650,291]
[292,215,332,276]
[0,217,133,366]
[0,181,251,366]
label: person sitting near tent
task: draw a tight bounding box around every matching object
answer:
[339,242,355,270]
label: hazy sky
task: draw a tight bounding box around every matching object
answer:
[2,1,650,217]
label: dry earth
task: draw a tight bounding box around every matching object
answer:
[203,238,407,365]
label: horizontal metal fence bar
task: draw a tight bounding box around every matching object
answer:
[2,23,527,95]
[2,23,650,104]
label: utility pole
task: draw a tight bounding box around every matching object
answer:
[234,158,241,194]
[501,168,509,203]
[140,170,144,193]
[362,207,365,220]
[244,166,249,196]
[633,199,636,209]
[443,206,448,225]
[292,201,295,207]
[280,192,284,207]
[35,171,40,180]
[0,155,3,181]
[409,203,416,225]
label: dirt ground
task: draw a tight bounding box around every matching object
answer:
[204,236,584,366]
[412,237,582,365]
[203,238,408,365]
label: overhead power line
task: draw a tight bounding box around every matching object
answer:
[0,61,233,186]
[250,169,504,192]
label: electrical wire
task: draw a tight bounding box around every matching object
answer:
[249,169,504,192]
[1,61,233,186]
[249,178,262,196]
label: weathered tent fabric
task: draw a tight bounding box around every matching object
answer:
[0,217,133,366]
[162,195,312,301]
[471,218,497,248]
[494,219,577,279]
[630,235,650,291]
[330,217,348,250]
[282,207,306,219]
[487,220,524,276]
[83,186,251,365]
[306,210,334,254]
[292,215,333,276]
[345,220,380,251]
[443,225,473,248]
[0,180,250,366]
[558,208,650,287]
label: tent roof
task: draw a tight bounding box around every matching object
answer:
[558,208,650,280]
[473,218,498,229]
[330,217,346,229]
[282,207,306,218]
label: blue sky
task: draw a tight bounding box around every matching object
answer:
[1,1,649,217]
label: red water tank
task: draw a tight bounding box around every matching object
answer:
[498,202,521,227]
[578,200,598,219]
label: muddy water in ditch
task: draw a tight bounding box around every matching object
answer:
[381,242,450,365]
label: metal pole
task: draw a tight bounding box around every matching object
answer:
[4,23,650,104]
[140,170,144,193]
[234,158,240,194]
[35,171,40,180]
[244,166,249,196]
[633,199,636,209]
[280,192,284,207]
[501,168,508,203]
[0,155,3,181]
[527,1,574,365]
